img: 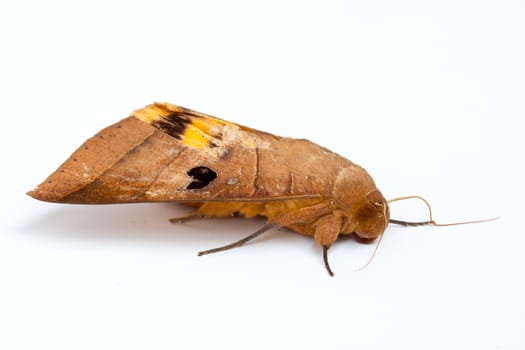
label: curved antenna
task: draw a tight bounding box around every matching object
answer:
[388,195,499,226]
[352,196,499,273]
[353,232,384,272]
[354,202,388,272]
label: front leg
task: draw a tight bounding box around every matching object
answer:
[313,212,343,247]
[313,213,343,277]
[270,201,335,227]
[270,203,343,277]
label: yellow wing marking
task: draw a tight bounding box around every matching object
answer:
[132,102,244,149]
[132,103,171,124]
[182,124,213,149]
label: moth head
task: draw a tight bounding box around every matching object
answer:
[334,166,390,239]
[350,189,390,240]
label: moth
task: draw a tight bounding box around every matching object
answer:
[28,102,480,276]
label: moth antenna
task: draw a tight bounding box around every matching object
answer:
[388,195,499,227]
[353,232,384,272]
[322,246,334,277]
[353,201,389,272]
[198,224,274,256]
[388,195,434,222]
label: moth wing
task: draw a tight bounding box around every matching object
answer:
[29,103,333,204]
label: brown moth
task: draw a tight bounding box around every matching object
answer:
[28,102,393,276]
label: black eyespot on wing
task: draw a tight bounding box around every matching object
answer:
[186,166,217,190]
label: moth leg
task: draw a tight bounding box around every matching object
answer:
[198,224,274,256]
[270,202,335,227]
[169,213,204,223]
[313,213,343,277]
[323,246,334,277]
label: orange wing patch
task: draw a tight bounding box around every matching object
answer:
[132,102,243,149]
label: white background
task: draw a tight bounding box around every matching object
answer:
[1,1,524,349]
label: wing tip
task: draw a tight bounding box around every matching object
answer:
[26,188,65,203]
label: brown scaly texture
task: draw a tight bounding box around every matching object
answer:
[28,102,389,248]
